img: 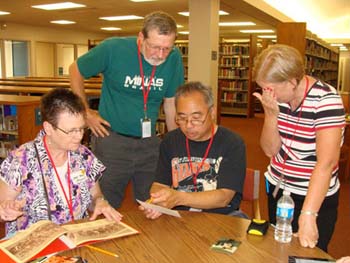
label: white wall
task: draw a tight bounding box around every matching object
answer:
[77,45,89,57]
[4,41,13,77]
[57,44,74,76]
[338,51,350,93]
[0,22,110,77]
[35,42,55,77]
[1,22,109,45]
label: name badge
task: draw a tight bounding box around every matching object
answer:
[141,118,151,138]
[71,169,87,184]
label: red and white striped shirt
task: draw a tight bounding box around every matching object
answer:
[266,79,345,196]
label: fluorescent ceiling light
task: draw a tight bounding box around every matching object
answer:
[219,22,256,26]
[101,27,121,31]
[222,38,250,43]
[178,12,189,16]
[219,10,229,15]
[258,35,277,39]
[179,31,189,35]
[0,11,10,15]
[178,10,229,16]
[99,15,143,21]
[177,24,184,28]
[50,20,76,24]
[339,46,348,50]
[32,2,86,10]
[331,43,344,47]
[240,29,274,33]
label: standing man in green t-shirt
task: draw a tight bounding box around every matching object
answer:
[69,11,184,208]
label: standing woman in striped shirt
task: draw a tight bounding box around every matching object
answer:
[253,44,345,252]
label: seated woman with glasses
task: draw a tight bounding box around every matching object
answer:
[0,88,122,237]
[139,81,247,219]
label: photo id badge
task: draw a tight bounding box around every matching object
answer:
[141,118,151,138]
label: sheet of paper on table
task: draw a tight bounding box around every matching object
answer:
[136,199,181,218]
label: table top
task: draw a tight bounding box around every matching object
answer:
[0,80,101,89]
[0,77,102,83]
[0,85,101,96]
[60,210,334,263]
[0,94,41,105]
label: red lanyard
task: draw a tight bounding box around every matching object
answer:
[186,125,215,191]
[137,40,156,114]
[44,136,74,220]
[281,77,309,173]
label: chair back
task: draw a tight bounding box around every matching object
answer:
[242,168,261,219]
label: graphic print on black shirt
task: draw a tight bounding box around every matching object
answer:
[171,156,222,192]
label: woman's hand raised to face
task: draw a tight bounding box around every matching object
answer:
[253,87,279,116]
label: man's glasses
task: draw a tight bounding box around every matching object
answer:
[175,108,212,126]
[53,125,87,136]
[144,40,174,54]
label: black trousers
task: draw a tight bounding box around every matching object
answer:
[93,132,160,208]
[267,181,339,252]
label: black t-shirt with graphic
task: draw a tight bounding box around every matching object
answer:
[156,126,246,214]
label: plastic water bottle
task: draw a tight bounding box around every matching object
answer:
[274,190,294,243]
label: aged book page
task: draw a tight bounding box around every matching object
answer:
[62,219,139,246]
[0,219,139,263]
[0,220,67,263]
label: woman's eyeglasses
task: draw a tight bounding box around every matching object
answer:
[53,125,88,136]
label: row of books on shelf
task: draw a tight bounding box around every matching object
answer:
[219,44,249,55]
[218,68,249,79]
[305,56,338,71]
[156,121,166,136]
[177,43,251,57]
[0,134,17,158]
[176,44,188,56]
[220,80,248,90]
[221,91,248,103]
[308,70,338,82]
[306,39,338,61]
[0,105,19,159]
[0,105,18,132]
[219,56,249,67]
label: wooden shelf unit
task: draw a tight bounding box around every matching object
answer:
[175,40,189,80]
[277,22,339,88]
[218,35,257,117]
[0,95,41,155]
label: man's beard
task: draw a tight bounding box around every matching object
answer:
[144,56,166,66]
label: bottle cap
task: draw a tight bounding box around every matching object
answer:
[283,190,290,195]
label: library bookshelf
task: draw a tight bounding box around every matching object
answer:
[218,35,258,117]
[277,22,339,89]
[0,95,41,159]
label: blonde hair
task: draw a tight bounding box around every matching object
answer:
[252,44,305,84]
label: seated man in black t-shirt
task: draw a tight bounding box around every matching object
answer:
[139,81,246,219]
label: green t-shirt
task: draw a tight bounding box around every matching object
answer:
[77,37,184,136]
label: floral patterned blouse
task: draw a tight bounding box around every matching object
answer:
[0,130,105,236]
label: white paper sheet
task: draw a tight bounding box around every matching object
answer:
[136,199,181,218]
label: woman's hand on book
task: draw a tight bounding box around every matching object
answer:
[0,199,25,221]
[89,198,123,222]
